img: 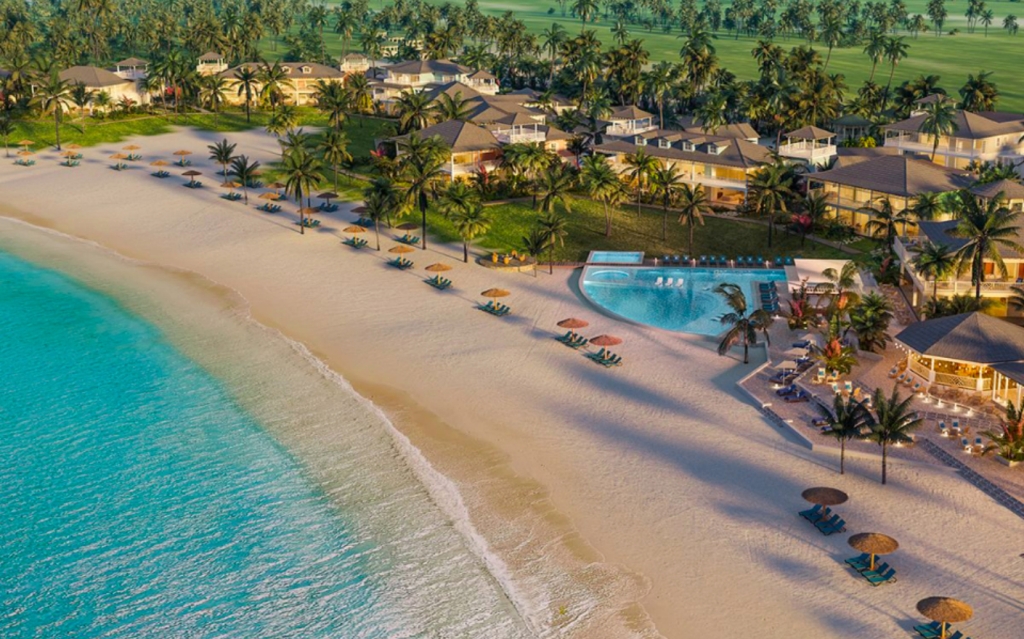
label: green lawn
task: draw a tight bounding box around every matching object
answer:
[419,197,855,262]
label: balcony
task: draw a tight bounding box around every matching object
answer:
[493,129,546,145]
[778,140,837,166]
[606,120,656,137]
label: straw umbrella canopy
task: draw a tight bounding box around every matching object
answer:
[316,191,338,204]
[150,159,168,166]
[267,181,286,189]
[917,597,973,639]
[60,150,76,157]
[123,144,141,150]
[784,347,808,358]
[589,334,623,347]
[182,169,201,186]
[481,288,510,306]
[221,180,242,189]
[66,144,81,150]
[258,192,281,201]
[389,245,416,255]
[425,263,452,272]
[344,225,367,233]
[17,150,33,156]
[557,317,589,338]
[16,139,33,148]
[299,207,320,230]
[351,205,368,215]
[848,533,899,572]
[801,487,847,521]
[396,222,420,231]
[172,149,192,165]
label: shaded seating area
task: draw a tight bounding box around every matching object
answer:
[799,487,848,535]
[257,203,282,213]
[397,234,421,245]
[151,170,171,178]
[388,257,414,269]
[344,237,369,249]
[296,218,321,228]
[480,300,511,316]
[555,318,589,349]
[845,533,899,586]
[425,274,452,289]
[915,597,974,639]
[587,335,623,367]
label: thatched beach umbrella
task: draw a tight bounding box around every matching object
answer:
[351,205,367,215]
[848,533,899,572]
[802,487,847,521]
[389,245,416,255]
[557,317,589,338]
[182,169,201,187]
[267,181,286,190]
[258,191,281,201]
[60,150,76,166]
[316,191,338,205]
[123,144,140,150]
[173,149,192,166]
[481,288,510,299]
[109,153,126,159]
[425,263,452,272]
[66,144,81,150]
[917,597,973,639]
[150,159,169,166]
[221,180,242,188]
[589,334,623,347]
[16,139,33,149]
[343,225,366,234]
[396,222,419,231]
[298,207,319,234]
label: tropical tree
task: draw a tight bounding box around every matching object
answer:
[69,82,95,122]
[581,154,626,237]
[229,155,260,204]
[911,240,957,300]
[848,292,894,353]
[432,91,473,121]
[398,133,449,249]
[0,117,14,157]
[919,98,959,162]
[714,282,773,364]
[438,180,480,221]
[650,164,683,241]
[862,197,910,250]
[234,65,259,123]
[951,193,1024,299]
[624,148,658,216]
[865,387,923,484]
[522,228,549,277]
[32,73,72,150]
[959,70,999,111]
[747,160,796,248]
[820,261,862,313]
[258,61,293,114]
[538,211,569,274]
[980,399,1024,463]
[677,183,711,256]
[282,148,322,234]
[395,90,435,134]
[820,394,870,474]
[313,79,349,131]
[572,0,599,32]
[538,163,576,215]
[363,178,402,250]
[204,139,235,182]
[912,191,945,222]
[318,129,351,193]
[200,74,229,121]
[452,203,492,263]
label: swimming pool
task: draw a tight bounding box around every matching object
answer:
[581,267,788,336]
[587,250,645,264]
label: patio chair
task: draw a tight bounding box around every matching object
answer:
[799,503,823,520]
[817,516,847,535]
[913,621,943,638]
[655,276,664,286]
[960,437,972,452]
[938,422,948,437]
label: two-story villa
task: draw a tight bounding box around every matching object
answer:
[884,108,1024,170]
[218,62,345,106]
[370,59,497,108]
[59,66,149,109]
[593,129,771,205]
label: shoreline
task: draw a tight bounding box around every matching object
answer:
[3,127,1021,639]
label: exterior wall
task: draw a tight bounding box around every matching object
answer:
[813,181,929,236]
[221,76,344,107]
[89,82,148,107]
[884,130,1024,169]
[601,150,751,204]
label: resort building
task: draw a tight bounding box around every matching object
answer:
[678,116,760,142]
[831,114,873,144]
[59,66,149,108]
[895,312,1024,404]
[601,105,656,137]
[485,113,573,157]
[883,109,1024,171]
[391,120,502,181]
[809,155,972,234]
[339,53,372,75]
[777,126,838,169]
[113,57,148,81]
[594,129,771,205]
[196,51,228,76]
[218,62,344,107]
[370,59,497,108]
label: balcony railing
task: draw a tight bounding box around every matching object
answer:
[493,130,546,144]
[778,141,837,162]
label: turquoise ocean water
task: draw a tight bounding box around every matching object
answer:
[0,247,531,638]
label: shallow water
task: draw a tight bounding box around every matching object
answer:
[0,243,531,638]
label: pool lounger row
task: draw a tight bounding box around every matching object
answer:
[654,277,685,287]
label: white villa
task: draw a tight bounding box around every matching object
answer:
[371,59,498,107]
[884,108,1024,171]
[59,66,149,108]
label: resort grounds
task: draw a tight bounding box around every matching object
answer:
[2,127,1022,638]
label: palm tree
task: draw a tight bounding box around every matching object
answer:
[258,61,293,114]
[200,74,229,121]
[848,292,894,353]
[911,240,957,300]
[1010,284,1024,313]
[677,184,711,256]
[912,191,944,222]
[318,129,351,193]
[32,73,72,150]
[398,133,449,250]
[538,164,576,215]
[919,99,959,162]
[363,178,402,250]
[69,82,95,123]
[452,203,492,262]
[0,116,14,157]
[865,387,923,484]
[313,79,348,131]
[572,0,598,32]
[951,193,1024,299]
[345,74,374,119]
[883,36,910,104]
[820,394,870,474]
[439,180,480,221]
[796,191,831,246]
[432,91,473,121]
[208,139,237,180]
[650,164,683,241]
[821,261,862,312]
[959,70,999,112]
[582,155,626,237]
[234,65,259,123]
[282,148,322,235]
[538,211,569,274]
[747,161,796,248]
[229,155,260,204]
[861,197,910,250]
[522,227,549,277]
[714,283,773,364]
[624,149,659,216]
[395,90,435,134]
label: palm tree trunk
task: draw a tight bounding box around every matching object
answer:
[375,221,381,250]
[869,61,877,83]
[334,164,339,193]
[549,245,555,274]
[933,278,938,301]
[54,112,61,151]
[463,241,469,262]
[689,223,695,256]
[840,439,846,474]
[604,201,611,237]
[743,342,749,364]
[662,202,668,241]
[245,96,251,123]
[881,443,888,484]
[421,204,428,249]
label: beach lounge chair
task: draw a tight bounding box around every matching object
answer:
[896,372,907,384]
[912,381,923,394]
[938,422,948,437]
[672,255,681,264]
[768,371,796,385]
[813,368,826,384]
[776,384,798,397]
[888,366,900,379]
[682,255,691,264]
[914,621,944,638]
[845,553,871,571]
[661,255,670,264]
[665,278,674,287]
[974,436,984,451]
[676,279,685,287]
[817,515,846,535]
[792,340,811,349]
[755,255,764,266]
[903,374,915,386]
[799,504,829,521]
[698,255,707,265]
[813,513,840,531]
[784,256,795,266]
[774,256,783,267]
[719,255,727,266]
[830,382,842,395]
[425,275,452,290]
[784,390,810,403]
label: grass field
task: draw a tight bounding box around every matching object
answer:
[261,0,1024,112]
[417,197,856,262]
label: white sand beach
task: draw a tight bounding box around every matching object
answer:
[2,128,1022,638]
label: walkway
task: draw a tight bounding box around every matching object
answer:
[919,439,1024,520]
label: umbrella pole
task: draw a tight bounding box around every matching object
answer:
[869,554,875,572]
[940,622,947,639]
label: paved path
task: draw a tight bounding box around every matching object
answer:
[919,439,1024,520]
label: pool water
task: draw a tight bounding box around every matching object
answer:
[581,267,787,335]
[587,251,644,264]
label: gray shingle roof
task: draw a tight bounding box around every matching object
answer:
[886,110,1024,140]
[895,313,1024,364]
[970,179,1024,201]
[811,155,972,197]
[59,66,132,88]
[595,131,770,169]
[918,218,1024,258]
[394,120,498,153]
[388,59,470,76]
[786,125,835,140]
[115,57,148,67]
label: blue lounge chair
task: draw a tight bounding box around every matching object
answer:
[784,256,795,266]
[865,566,897,586]
[698,255,707,265]
[662,255,670,264]
[817,516,847,535]
[784,390,810,403]
[845,553,871,571]
[914,621,944,638]
[799,504,823,520]
[775,384,798,396]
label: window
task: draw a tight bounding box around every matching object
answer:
[658,139,670,149]
[282,66,291,74]
[682,141,694,152]
[301,66,311,74]
[635,136,646,146]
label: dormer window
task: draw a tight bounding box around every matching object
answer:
[658,139,670,149]
[634,135,646,146]
[301,66,311,74]
[282,66,291,74]
[682,141,694,152]
[707,144,724,155]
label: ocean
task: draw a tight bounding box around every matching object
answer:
[0,243,532,638]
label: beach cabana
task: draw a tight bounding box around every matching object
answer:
[895,312,1024,402]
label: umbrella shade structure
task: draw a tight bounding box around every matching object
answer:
[316,191,338,200]
[173,150,193,166]
[558,318,589,329]
[396,222,420,231]
[150,159,169,166]
[917,597,973,639]
[389,245,416,255]
[109,153,127,159]
[17,150,34,156]
[182,169,201,186]
[784,347,808,358]
[350,205,368,214]
[66,144,81,150]
[221,181,242,188]
[258,192,281,200]
[589,335,623,347]
[60,151,76,157]
[425,263,452,272]
[480,288,510,300]
[848,533,899,572]
[802,487,848,507]
[776,360,799,371]
[267,181,287,189]
[123,144,141,150]
[16,139,34,147]
[343,225,367,233]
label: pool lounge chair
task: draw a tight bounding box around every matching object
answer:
[662,255,670,264]
[784,256,795,266]
[784,390,810,403]
[665,278,674,287]
[775,384,798,396]
[344,237,368,248]
[698,255,708,265]
[719,255,727,266]
[654,276,664,286]
[774,256,783,267]
[682,255,691,264]
[755,255,764,266]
